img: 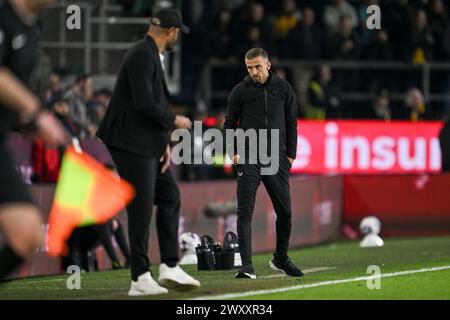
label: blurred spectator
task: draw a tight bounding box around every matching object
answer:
[404,88,428,121]
[236,26,271,60]
[241,2,275,55]
[307,65,343,119]
[323,0,359,32]
[363,29,393,61]
[44,72,62,107]
[273,0,301,43]
[428,0,450,61]
[52,97,80,137]
[384,0,414,60]
[325,15,361,60]
[209,10,234,60]
[361,29,396,94]
[87,89,111,132]
[369,90,391,121]
[284,7,322,60]
[63,74,95,138]
[407,9,435,64]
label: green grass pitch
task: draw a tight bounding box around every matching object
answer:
[1,236,449,300]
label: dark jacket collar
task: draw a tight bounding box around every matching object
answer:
[145,34,159,56]
[144,34,170,97]
[244,70,279,87]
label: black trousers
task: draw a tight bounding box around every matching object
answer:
[108,147,180,281]
[236,156,292,266]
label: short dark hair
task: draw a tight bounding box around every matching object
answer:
[76,73,91,83]
[245,48,269,60]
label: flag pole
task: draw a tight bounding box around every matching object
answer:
[71,137,83,154]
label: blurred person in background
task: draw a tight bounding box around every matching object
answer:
[87,89,111,133]
[326,15,361,61]
[404,88,429,121]
[273,0,301,54]
[0,0,67,281]
[361,29,396,94]
[63,74,95,138]
[284,7,322,60]
[323,0,359,32]
[307,65,343,119]
[407,9,435,64]
[284,7,323,115]
[383,0,415,60]
[44,72,62,107]
[208,9,234,60]
[369,90,391,121]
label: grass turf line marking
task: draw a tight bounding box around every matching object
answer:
[192,265,450,300]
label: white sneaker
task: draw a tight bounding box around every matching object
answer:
[128,271,169,296]
[158,263,201,290]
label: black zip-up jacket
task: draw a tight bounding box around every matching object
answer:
[223,71,298,160]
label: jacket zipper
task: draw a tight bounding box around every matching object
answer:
[263,87,268,127]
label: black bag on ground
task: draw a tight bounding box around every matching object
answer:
[196,232,242,270]
[196,235,215,271]
[223,231,242,268]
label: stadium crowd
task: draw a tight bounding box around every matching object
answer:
[25,0,450,183]
[176,0,450,121]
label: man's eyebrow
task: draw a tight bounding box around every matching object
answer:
[247,64,261,68]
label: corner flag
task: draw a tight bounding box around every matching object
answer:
[47,146,134,256]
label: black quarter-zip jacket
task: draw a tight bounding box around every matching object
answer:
[223,71,298,160]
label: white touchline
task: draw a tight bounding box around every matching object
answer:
[192,265,450,300]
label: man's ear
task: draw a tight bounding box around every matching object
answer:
[267,61,271,70]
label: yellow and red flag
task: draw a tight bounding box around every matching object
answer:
[47,146,134,256]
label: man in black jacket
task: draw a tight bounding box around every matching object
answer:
[96,9,200,296]
[223,48,303,279]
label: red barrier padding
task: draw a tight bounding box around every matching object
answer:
[343,174,450,237]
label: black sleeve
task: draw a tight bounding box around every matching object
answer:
[223,84,243,157]
[127,50,175,129]
[285,83,298,159]
[0,27,10,68]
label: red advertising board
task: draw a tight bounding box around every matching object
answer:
[292,121,443,174]
[343,174,450,237]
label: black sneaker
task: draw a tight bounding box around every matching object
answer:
[269,258,304,277]
[235,264,256,279]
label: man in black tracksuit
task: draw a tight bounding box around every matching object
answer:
[223,48,303,278]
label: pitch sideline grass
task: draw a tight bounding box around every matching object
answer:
[0,236,449,300]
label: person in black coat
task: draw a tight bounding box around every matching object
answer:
[96,9,200,296]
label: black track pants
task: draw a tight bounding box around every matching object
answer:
[108,147,180,281]
[235,156,292,266]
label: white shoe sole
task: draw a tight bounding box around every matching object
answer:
[128,288,168,296]
[269,260,287,276]
[159,278,200,291]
